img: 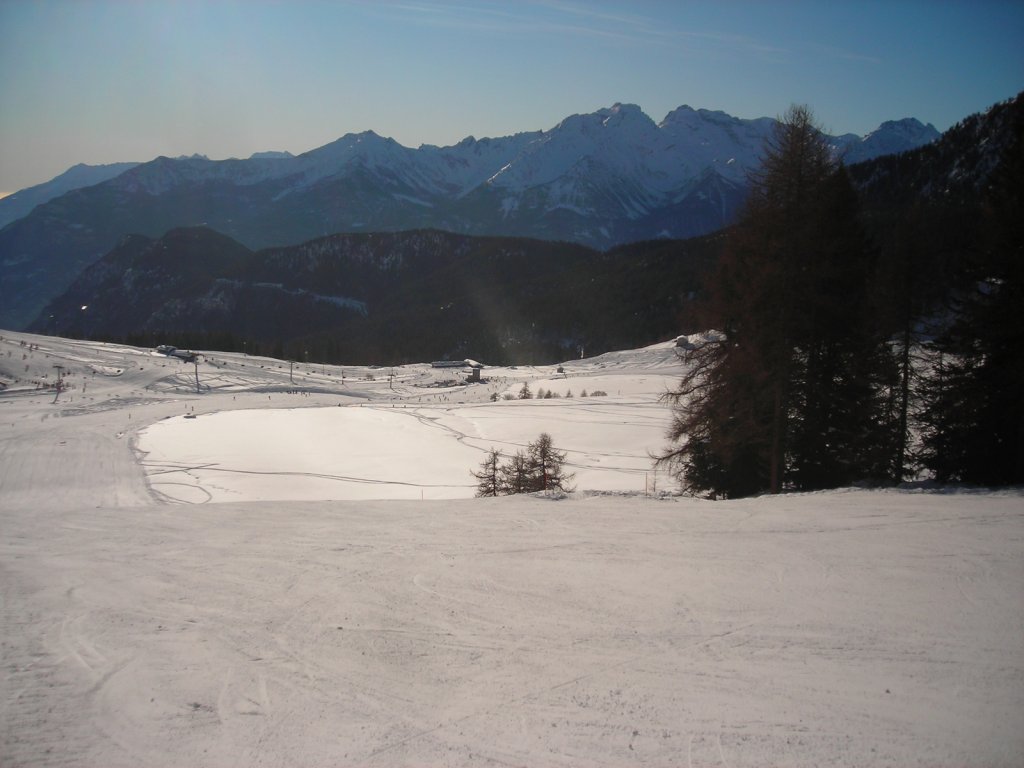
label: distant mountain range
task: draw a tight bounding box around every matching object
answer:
[0,103,939,331]
[20,92,1024,365]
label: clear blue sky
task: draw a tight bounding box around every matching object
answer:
[1,0,1021,195]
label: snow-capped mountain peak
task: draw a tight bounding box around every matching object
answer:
[838,117,940,164]
[865,117,937,141]
[597,102,652,126]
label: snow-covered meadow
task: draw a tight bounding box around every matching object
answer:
[134,357,675,503]
[2,330,1022,766]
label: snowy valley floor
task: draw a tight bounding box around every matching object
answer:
[1,331,1023,767]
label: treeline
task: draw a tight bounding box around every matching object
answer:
[659,102,1023,497]
[36,228,717,367]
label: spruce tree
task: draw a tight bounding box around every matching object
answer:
[472,448,505,497]
[917,126,1024,484]
[660,106,895,497]
[526,433,575,492]
[500,450,532,494]
[784,166,894,490]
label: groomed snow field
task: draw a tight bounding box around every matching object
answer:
[1,331,1022,767]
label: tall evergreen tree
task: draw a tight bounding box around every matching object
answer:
[784,165,895,489]
[865,198,983,483]
[660,106,895,497]
[525,433,575,492]
[500,450,533,495]
[917,126,1024,484]
[472,448,505,497]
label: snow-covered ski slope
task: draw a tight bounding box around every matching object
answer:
[2,330,1022,767]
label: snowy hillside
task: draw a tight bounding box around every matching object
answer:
[1,330,1021,766]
